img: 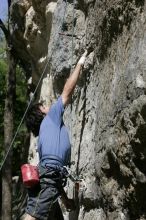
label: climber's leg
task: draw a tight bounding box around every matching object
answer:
[50,201,64,220]
[25,182,60,220]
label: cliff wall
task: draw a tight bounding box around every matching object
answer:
[11,0,146,219]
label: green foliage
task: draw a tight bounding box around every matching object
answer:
[0,43,27,173]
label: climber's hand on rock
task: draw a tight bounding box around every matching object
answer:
[63,198,76,211]
[78,49,88,65]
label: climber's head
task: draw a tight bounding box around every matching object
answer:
[39,105,49,114]
[25,103,49,137]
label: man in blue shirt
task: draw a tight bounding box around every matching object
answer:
[25,50,87,220]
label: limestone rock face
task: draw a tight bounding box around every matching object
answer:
[11,0,146,219]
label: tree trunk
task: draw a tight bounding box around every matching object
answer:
[2,47,16,220]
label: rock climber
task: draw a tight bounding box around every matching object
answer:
[24,50,87,220]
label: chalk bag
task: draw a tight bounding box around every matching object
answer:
[21,164,39,188]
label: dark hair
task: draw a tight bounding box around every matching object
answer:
[25,103,45,137]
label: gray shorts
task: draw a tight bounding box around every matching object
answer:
[26,165,65,220]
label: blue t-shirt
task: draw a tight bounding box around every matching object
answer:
[38,96,71,166]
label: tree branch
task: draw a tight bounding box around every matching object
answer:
[0,19,9,42]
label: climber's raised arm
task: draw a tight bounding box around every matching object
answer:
[61,50,87,106]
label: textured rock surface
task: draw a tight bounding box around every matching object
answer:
[11,0,146,219]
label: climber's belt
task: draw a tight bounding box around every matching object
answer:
[40,155,65,167]
[39,163,68,188]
